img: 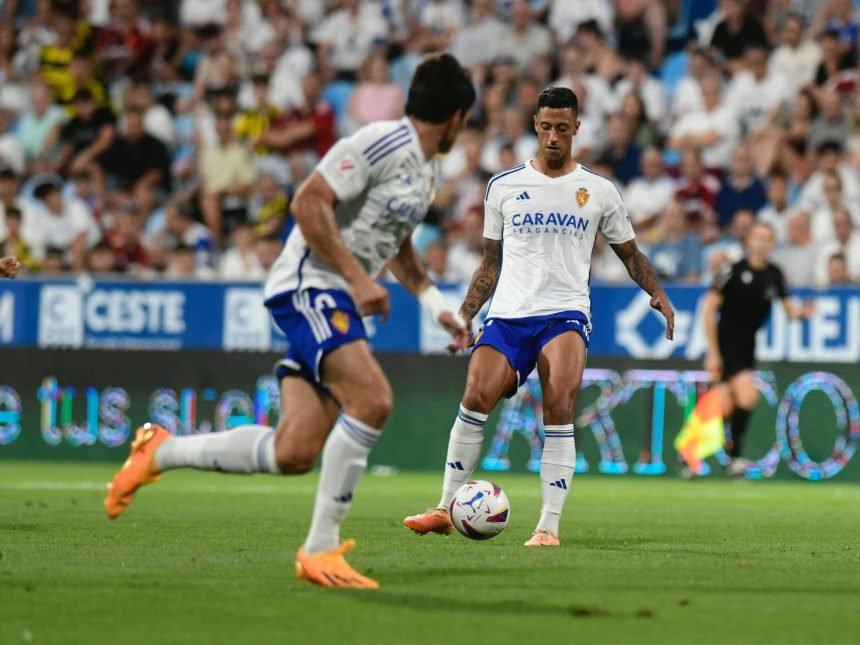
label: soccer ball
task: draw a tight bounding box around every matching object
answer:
[449,480,510,540]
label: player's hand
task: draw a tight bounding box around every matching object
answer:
[352,276,390,322]
[0,256,21,278]
[442,311,471,354]
[650,290,675,340]
[705,351,722,382]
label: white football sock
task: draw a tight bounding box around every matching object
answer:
[536,424,576,536]
[154,425,279,474]
[437,405,488,510]
[303,414,381,555]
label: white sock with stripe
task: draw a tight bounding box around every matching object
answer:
[154,425,279,473]
[536,424,576,536]
[437,405,488,510]
[304,414,381,555]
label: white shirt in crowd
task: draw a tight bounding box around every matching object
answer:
[311,3,388,73]
[758,203,793,245]
[815,235,860,286]
[614,76,668,124]
[726,69,793,134]
[624,175,676,225]
[769,40,822,92]
[671,104,740,168]
[26,196,100,260]
[549,0,615,43]
[671,76,704,123]
[219,247,265,280]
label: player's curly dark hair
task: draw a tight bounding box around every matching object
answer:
[536,87,579,116]
[406,53,476,124]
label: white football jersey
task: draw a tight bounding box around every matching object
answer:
[264,118,439,301]
[485,161,635,319]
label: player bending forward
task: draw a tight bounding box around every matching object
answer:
[104,53,475,588]
[404,87,675,546]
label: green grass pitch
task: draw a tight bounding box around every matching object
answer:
[1,462,859,645]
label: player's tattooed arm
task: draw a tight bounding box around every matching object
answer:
[460,238,502,322]
[611,239,675,340]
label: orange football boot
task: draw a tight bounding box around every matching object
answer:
[104,423,171,518]
[524,529,560,547]
[402,508,455,535]
[295,539,379,589]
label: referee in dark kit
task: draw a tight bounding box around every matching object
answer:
[702,221,812,476]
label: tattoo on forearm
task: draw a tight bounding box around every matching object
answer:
[460,240,501,319]
[611,240,663,296]
[627,251,662,295]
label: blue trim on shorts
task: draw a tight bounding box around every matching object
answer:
[266,288,367,396]
[474,310,591,398]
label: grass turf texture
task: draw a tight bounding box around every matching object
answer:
[1,463,859,645]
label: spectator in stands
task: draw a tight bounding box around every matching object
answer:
[554,43,616,119]
[713,146,767,228]
[773,210,818,285]
[219,221,264,280]
[167,242,215,279]
[30,180,100,270]
[808,91,851,153]
[447,207,483,281]
[596,113,642,185]
[769,13,822,92]
[127,80,175,148]
[675,149,720,230]
[253,233,282,272]
[501,0,552,73]
[728,45,794,138]
[0,166,25,237]
[758,173,793,244]
[0,109,24,175]
[96,0,153,81]
[0,207,37,271]
[57,51,109,111]
[16,82,65,173]
[671,47,714,124]
[107,206,149,274]
[549,0,615,47]
[311,0,388,81]
[43,247,67,273]
[107,107,171,216]
[811,170,860,242]
[614,56,667,128]
[813,29,856,88]
[669,73,740,171]
[449,0,504,68]
[815,208,860,285]
[825,253,852,285]
[233,74,282,157]
[249,174,289,239]
[710,0,768,72]
[346,54,404,129]
[415,0,464,51]
[702,208,755,283]
[649,200,702,283]
[625,147,676,238]
[810,0,859,54]
[164,203,216,270]
[481,106,537,172]
[55,88,115,182]
[423,240,460,283]
[618,91,659,149]
[199,111,256,241]
[260,72,335,185]
[88,239,117,273]
[437,125,486,225]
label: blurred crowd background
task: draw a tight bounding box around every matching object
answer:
[0,0,859,287]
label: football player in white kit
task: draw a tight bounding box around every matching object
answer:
[405,87,675,546]
[104,54,476,588]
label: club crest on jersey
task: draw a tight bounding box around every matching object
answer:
[576,187,589,208]
[339,157,356,172]
[330,310,350,334]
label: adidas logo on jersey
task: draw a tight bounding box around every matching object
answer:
[515,190,530,201]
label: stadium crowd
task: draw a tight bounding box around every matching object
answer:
[0,0,859,287]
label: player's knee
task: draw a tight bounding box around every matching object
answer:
[461,387,494,415]
[543,401,574,425]
[273,436,319,474]
[345,380,393,428]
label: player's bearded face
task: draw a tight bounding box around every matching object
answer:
[534,108,579,164]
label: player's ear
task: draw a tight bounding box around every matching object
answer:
[573,118,581,134]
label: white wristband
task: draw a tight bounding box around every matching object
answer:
[418,285,447,323]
